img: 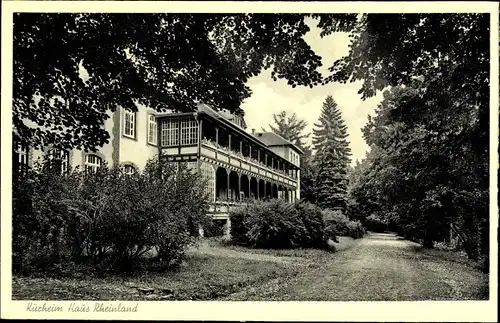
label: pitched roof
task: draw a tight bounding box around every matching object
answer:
[254,132,304,154]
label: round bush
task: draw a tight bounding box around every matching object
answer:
[230,200,331,249]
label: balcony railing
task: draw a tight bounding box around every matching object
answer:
[201,138,296,181]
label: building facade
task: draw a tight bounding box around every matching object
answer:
[13,102,303,221]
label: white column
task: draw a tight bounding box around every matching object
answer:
[296,168,301,200]
[212,164,216,202]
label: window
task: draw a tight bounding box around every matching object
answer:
[290,152,298,166]
[201,162,215,202]
[13,144,29,178]
[233,115,242,128]
[147,115,157,145]
[123,110,136,138]
[47,148,70,174]
[123,164,136,176]
[161,119,179,146]
[180,117,198,145]
[85,154,102,173]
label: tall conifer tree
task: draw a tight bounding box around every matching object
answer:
[312,95,351,211]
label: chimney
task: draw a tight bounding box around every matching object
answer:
[252,128,255,135]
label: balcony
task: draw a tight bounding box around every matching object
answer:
[200,138,297,185]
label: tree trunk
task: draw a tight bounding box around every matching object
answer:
[422,238,434,248]
[479,217,489,272]
[465,216,481,261]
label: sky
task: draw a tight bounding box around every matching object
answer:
[241,19,385,165]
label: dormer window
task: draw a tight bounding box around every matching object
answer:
[234,116,241,127]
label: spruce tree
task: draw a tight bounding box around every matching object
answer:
[312,95,351,211]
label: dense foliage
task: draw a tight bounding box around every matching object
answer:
[265,98,353,212]
[12,156,210,275]
[321,13,490,269]
[229,199,364,250]
[229,199,322,249]
[13,13,355,151]
[364,214,389,233]
[349,84,489,259]
[299,146,317,202]
[322,209,365,240]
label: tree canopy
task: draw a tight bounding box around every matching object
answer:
[323,13,489,180]
[264,110,309,149]
[337,13,489,266]
[13,13,355,151]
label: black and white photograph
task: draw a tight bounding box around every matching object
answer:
[1,1,498,321]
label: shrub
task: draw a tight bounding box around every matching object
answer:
[230,199,299,248]
[230,199,328,249]
[203,220,226,238]
[294,201,326,248]
[347,220,366,239]
[322,209,350,236]
[323,209,365,239]
[247,199,300,248]
[12,158,82,274]
[12,155,210,275]
[228,203,252,246]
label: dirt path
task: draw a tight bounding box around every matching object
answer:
[223,232,488,301]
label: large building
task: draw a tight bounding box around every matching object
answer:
[13,102,303,222]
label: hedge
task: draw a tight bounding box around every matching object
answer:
[229,200,366,250]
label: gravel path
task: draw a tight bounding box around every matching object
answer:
[224,232,488,301]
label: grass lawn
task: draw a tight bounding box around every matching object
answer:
[12,237,357,301]
[12,254,296,301]
[206,235,358,258]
